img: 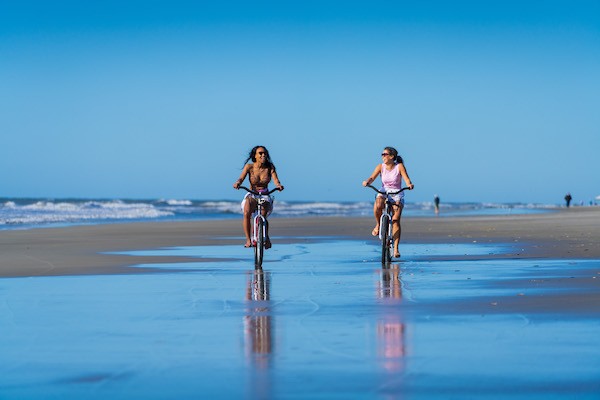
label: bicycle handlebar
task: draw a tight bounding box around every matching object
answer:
[238,186,282,196]
[366,184,411,195]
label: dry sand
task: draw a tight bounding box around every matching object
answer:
[1,207,599,278]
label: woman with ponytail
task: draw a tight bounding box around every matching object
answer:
[362,146,414,258]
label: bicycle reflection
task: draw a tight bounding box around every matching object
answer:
[376,263,406,374]
[243,269,274,399]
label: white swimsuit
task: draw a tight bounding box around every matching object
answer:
[241,191,274,216]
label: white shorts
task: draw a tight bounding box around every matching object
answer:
[241,193,273,216]
[377,187,405,205]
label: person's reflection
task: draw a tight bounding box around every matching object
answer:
[243,268,273,398]
[376,263,406,374]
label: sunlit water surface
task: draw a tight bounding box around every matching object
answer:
[1,241,599,399]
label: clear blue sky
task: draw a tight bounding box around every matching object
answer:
[2,1,599,204]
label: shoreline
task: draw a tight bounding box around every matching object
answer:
[0,207,599,278]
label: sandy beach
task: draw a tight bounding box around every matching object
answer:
[1,207,599,278]
[2,208,600,399]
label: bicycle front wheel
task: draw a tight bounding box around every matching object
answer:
[380,215,391,264]
[254,218,265,268]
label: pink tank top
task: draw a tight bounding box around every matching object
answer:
[381,163,401,189]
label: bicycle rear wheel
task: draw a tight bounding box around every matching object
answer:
[380,215,391,264]
[254,218,265,268]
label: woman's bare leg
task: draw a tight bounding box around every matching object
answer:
[392,204,404,258]
[242,199,257,247]
[262,204,272,249]
[372,197,384,236]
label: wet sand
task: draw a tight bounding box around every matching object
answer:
[1,208,600,398]
[1,207,600,278]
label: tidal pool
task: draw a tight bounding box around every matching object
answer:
[1,240,598,399]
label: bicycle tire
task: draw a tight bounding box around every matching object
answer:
[380,215,391,264]
[255,218,265,267]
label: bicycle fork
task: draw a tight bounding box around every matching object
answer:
[379,213,393,243]
[253,214,266,245]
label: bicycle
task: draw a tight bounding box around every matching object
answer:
[238,186,282,268]
[366,184,411,264]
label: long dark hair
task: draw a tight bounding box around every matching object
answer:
[243,145,276,170]
[384,146,404,164]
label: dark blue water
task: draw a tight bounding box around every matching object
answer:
[0,197,557,229]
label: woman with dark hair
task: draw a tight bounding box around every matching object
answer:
[362,146,414,258]
[233,146,284,248]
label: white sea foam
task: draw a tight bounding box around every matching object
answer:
[0,197,562,229]
[0,199,172,226]
[161,199,193,206]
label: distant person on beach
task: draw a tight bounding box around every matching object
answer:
[564,192,572,208]
[233,145,284,248]
[434,194,440,214]
[362,146,414,258]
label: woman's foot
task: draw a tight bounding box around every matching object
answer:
[244,240,253,248]
[393,250,401,258]
[371,226,379,236]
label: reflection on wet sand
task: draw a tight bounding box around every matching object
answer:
[243,268,274,399]
[376,264,406,375]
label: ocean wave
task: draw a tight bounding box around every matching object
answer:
[159,199,193,206]
[0,197,562,229]
[0,199,172,226]
[274,201,372,216]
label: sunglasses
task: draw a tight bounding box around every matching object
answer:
[381,153,391,156]
[257,152,266,155]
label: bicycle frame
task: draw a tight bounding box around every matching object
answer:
[252,198,268,245]
[239,186,281,268]
[366,185,409,264]
[380,198,395,239]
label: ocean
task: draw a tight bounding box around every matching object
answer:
[0,197,559,229]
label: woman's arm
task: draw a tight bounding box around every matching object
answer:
[233,164,250,189]
[271,169,284,190]
[362,164,382,186]
[398,163,414,189]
